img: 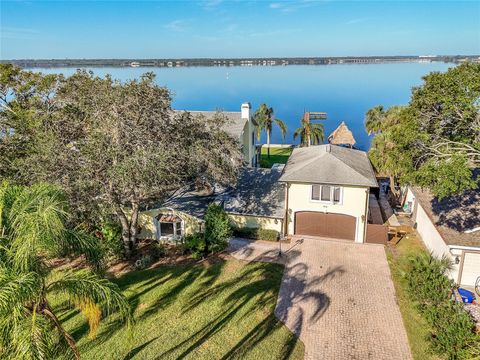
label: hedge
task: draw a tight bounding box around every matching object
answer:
[232,227,279,241]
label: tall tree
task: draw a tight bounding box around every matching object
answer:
[11,69,243,257]
[293,116,325,147]
[0,182,131,359]
[252,103,287,158]
[366,63,480,199]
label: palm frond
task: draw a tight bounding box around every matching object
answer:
[8,183,69,271]
[274,118,288,139]
[0,271,41,315]
[47,269,132,328]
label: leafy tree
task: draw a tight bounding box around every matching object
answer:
[204,203,231,254]
[293,116,325,147]
[0,182,131,359]
[2,67,243,258]
[365,63,480,198]
[253,103,287,158]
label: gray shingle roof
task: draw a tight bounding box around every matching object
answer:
[222,168,285,219]
[146,168,285,220]
[174,110,246,139]
[279,144,378,187]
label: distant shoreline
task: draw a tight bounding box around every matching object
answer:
[2,55,479,69]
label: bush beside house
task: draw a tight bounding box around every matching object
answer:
[405,252,479,359]
[232,226,279,241]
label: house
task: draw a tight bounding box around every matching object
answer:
[279,144,378,243]
[137,167,284,240]
[174,102,257,167]
[405,184,480,287]
[137,143,379,244]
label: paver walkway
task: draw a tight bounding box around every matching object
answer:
[228,237,412,360]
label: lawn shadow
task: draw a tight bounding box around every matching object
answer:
[123,337,159,360]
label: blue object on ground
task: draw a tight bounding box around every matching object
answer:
[458,288,476,303]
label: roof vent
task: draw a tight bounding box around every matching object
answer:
[326,144,331,153]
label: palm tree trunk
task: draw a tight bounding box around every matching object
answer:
[267,131,271,159]
[42,302,80,360]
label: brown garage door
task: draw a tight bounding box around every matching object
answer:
[294,211,356,240]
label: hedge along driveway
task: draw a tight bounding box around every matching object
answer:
[55,258,304,359]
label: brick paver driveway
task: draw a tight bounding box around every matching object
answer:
[274,237,412,360]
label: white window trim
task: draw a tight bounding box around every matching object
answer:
[310,184,343,205]
[159,220,184,241]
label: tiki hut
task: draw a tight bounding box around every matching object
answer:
[328,121,356,148]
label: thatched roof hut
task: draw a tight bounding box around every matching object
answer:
[328,121,356,148]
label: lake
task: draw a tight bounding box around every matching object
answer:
[32,62,454,151]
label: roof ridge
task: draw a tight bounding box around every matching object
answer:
[330,149,373,185]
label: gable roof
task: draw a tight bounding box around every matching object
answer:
[411,181,480,248]
[279,144,378,187]
[174,110,247,139]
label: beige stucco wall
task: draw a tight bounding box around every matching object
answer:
[408,188,460,283]
[137,208,203,240]
[286,183,368,243]
[228,214,283,233]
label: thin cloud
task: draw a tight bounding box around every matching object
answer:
[163,20,189,32]
[0,26,39,40]
[269,0,327,13]
[345,17,371,25]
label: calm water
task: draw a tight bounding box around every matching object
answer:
[33,62,454,150]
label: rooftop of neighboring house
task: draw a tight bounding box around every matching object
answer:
[173,109,248,140]
[411,179,480,248]
[279,144,378,187]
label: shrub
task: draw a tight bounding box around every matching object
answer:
[99,220,124,259]
[184,232,206,259]
[405,252,478,359]
[204,204,231,253]
[232,227,279,241]
[135,254,152,270]
[151,242,167,260]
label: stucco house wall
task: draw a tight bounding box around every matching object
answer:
[228,214,283,233]
[137,208,203,240]
[286,183,368,243]
[407,188,461,283]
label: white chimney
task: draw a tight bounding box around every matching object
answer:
[241,102,251,120]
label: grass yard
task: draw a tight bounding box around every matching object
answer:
[260,146,293,168]
[386,233,440,360]
[55,257,304,359]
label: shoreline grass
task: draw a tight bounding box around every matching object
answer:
[260,146,293,168]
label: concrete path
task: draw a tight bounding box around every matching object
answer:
[228,237,412,360]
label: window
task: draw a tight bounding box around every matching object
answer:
[321,185,331,201]
[333,187,341,203]
[311,185,342,204]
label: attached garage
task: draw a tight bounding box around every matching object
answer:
[294,211,356,241]
[459,252,480,287]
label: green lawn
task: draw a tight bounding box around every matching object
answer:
[386,235,439,360]
[55,258,304,359]
[260,146,293,168]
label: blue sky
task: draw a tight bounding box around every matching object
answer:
[1,0,479,59]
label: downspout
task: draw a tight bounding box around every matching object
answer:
[363,188,370,243]
[284,183,290,237]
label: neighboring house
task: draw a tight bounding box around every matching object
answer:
[138,144,379,244]
[405,185,480,287]
[137,167,284,240]
[279,144,378,243]
[175,102,257,167]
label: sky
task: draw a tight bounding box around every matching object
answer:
[1,0,479,59]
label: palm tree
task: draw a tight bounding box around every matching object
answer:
[0,182,132,360]
[365,105,385,135]
[293,116,325,147]
[252,103,287,158]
